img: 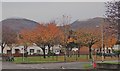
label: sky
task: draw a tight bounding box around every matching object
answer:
[1,0,108,2]
[2,2,106,23]
[1,0,115,2]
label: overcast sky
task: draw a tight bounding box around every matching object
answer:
[2,2,105,23]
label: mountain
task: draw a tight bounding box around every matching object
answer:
[1,17,107,34]
[70,17,104,30]
[1,18,39,33]
[0,18,40,43]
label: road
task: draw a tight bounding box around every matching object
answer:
[1,60,119,69]
[2,61,92,69]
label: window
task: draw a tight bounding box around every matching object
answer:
[37,50,41,53]
[7,50,11,54]
[15,49,20,54]
[30,49,34,53]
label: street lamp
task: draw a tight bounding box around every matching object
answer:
[101,21,104,62]
[96,18,104,62]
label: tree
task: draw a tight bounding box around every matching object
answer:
[20,24,47,58]
[1,26,17,54]
[76,28,100,59]
[58,15,72,59]
[45,22,64,57]
[18,28,34,55]
[104,36,117,48]
[35,23,64,58]
[105,1,120,44]
[19,23,64,58]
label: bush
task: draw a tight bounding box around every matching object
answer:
[113,50,120,55]
[49,51,55,56]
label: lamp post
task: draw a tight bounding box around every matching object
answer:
[101,22,104,62]
[96,18,104,62]
[101,19,104,62]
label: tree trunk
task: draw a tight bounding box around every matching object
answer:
[2,46,4,54]
[89,46,92,59]
[43,48,46,58]
[67,48,69,57]
[42,46,46,58]
[24,45,28,58]
[47,44,51,57]
[78,47,80,57]
[1,43,6,54]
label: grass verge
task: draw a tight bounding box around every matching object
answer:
[14,55,88,64]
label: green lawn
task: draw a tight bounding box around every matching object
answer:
[14,55,88,64]
[83,64,92,69]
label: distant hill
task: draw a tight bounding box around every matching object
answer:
[70,17,104,30]
[0,18,39,41]
[0,17,108,36]
[1,17,106,32]
[1,18,39,33]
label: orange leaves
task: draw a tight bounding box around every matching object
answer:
[104,36,117,47]
[76,28,101,47]
[18,29,34,45]
[76,26,117,48]
[67,37,75,43]
[19,23,65,46]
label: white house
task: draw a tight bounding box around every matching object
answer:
[3,45,11,54]
[51,45,62,54]
[3,45,48,55]
[95,47,113,54]
[72,48,78,52]
[113,45,120,51]
[3,44,62,55]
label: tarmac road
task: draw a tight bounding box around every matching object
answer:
[2,61,92,69]
[2,60,119,69]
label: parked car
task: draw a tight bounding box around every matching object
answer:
[3,55,14,61]
[97,52,117,57]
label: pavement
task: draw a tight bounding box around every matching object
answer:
[0,57,2,70]
[1,60,119,69]
[0,57,2,61]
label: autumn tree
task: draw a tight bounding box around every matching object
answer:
[34,23,64,58]
[76,28,101,59]
[1,26,17,54]
[20,22,64,58]
[20,24,47,58]
[18,28,35,56]
[66,30,78,57]
[44,23,64,57]
[104,36,117,48]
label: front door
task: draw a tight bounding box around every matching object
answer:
[15,49,20,54]
[7,50,11,54]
